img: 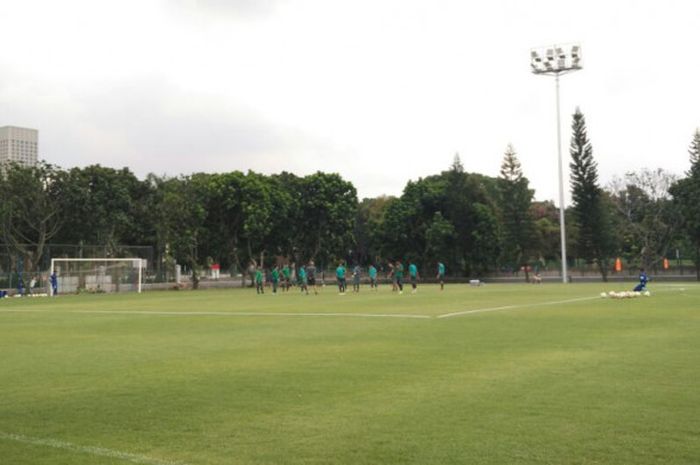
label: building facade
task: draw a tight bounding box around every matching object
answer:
[0,126,39,168]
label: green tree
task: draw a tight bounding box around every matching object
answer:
[497,144,536,279]
[669,129,700,280]
[295,172,358,265]
[424,211,456,269]
[56,165,146,252]
[156,176,208,288]
[569,108,614,281]
[608,169,679,271]
[0,162,65,271]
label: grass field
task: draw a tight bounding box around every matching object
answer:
[1,282,699,465]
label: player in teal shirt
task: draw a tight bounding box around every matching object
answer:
[298,266,309,295]
[394,261,404,294]
[336,262,347,294]
[408,261,419,293]
[368,264,378,290]
[437,262,446,290]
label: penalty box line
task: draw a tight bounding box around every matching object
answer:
[0,431,189,465]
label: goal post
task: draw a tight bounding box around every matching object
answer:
[50,258,145,294]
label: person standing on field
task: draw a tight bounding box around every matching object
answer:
[50,270,58,296]
[271,266,280,294]
[336,261,347,295]
[408,261,419,293]
[394,260,404,294]
[368,264,378,290]
[437,261,445,291]
[352,264,361,292]
[298,265,309,294]
[388,262,397,292]
[255,267,264,294]
[306,260,318,294]
[282,264,291,291]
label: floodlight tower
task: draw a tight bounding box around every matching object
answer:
[530,44,582,283]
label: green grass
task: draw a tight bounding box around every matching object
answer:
[1,283,699,464]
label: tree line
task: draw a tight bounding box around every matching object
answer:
[2,110,699,283]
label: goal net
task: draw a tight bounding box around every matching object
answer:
[50,258,144,294]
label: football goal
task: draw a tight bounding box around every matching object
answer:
[50,258,145,294]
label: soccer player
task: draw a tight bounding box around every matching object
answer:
[352,264,361,292]
[388,262,397,292]
[306,260,318,294]
[394,260,404,294]
[282,264,291,291]
[408,261,419,293]
[17,275,24,297]
[633,268,649,292]
[298,265,309,294]
[50,270,58,296]
[368,264,378,290]
[255,267,264,294]
[271,266,280,294]
[437,261,445,291]
[336,261,347,295]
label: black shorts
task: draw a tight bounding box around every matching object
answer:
[308,277,316,285]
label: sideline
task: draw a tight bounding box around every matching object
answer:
[0,431,189,465]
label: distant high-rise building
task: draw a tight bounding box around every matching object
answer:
[0,126,39,168]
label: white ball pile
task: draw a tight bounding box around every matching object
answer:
[600,290,651,299]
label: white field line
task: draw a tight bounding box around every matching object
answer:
[0,286,694,321]
[436,296,600,319]
[0,431,189,465]
[72,310,432,319]
[0,308,430,320]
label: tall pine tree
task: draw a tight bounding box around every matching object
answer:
[497,144,535,279]
[569,108,614,281]
[669,129,700,280]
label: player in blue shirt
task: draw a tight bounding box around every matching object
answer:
[633,268,649,292]
[437,262,445,291]
[50,271,58,296]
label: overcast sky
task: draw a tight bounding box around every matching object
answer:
[1,0,698,202]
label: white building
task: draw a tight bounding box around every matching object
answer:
[0,126,39,168]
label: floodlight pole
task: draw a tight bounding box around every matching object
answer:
[530,44,582,284]
[554,73,568,284]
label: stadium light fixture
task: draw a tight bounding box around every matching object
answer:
[530,43,583,283]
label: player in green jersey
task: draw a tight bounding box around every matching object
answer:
[282,264,291,291]
[255,267,264,294]
[271,266,280,294]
